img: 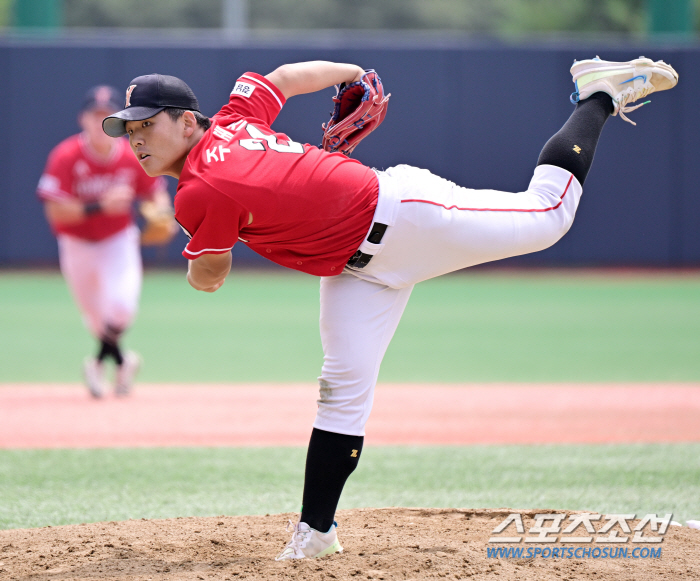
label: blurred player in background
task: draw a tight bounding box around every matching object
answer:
[37,86,176,398]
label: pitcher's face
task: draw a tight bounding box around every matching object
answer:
[125,111,189,177]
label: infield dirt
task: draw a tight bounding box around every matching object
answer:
[2,508,698,581]
[3,384,700,448]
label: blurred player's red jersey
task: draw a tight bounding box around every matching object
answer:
[37,135,165,241]
[174,72,379,276]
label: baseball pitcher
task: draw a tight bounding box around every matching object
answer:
[101,57,677,557]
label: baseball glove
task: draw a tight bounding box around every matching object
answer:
[321,69,390,156]
[139,200,177,246]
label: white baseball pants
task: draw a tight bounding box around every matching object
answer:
[57,225,142,339]
[314,163,582,436]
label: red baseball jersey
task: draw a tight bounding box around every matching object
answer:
[37,134,165,241]
[174,71,379,276]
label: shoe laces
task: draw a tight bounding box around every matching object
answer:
[614,84,653,126]
[282,520,312,554]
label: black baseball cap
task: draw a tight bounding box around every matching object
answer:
[102,73,200,138]
[82,85,122,114]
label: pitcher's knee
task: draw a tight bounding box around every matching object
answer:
[314,376,374,436]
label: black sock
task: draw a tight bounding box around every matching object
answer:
[97,338,124,366]
[537,91,613,186]
[300,428,364,532]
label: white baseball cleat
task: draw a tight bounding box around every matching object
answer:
[275,520,343,560]
[570,56,678,125]
[83,357,106,399]
[114,351,141,397]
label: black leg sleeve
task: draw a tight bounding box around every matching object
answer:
[300,428,364,533]
[537,92,613,186]
[97,325,124,365]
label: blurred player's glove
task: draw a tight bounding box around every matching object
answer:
[139,200,177,246]
[321,69,390,157]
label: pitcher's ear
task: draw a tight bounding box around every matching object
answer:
[181,110,197,135]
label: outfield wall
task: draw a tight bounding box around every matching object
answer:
[1,34,698,268]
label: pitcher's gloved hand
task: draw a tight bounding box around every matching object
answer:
[321,69,390,157]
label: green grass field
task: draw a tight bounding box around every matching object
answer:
[1,269,700,383]
[2,444,699,530]
[1,269,699,531]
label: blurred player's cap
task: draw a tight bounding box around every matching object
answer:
[82,85,122,114]
[102,74,200,138]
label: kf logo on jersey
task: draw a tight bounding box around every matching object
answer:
[205,145,231,163]
[573,145,582,154]
[350,450,358,458]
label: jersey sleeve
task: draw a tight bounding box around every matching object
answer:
[212,72,286,127]
[36,144,75,203]
[175,184,246,260]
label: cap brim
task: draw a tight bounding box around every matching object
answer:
[102,106,166,137]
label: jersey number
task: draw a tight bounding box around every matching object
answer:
[239,124,304,154]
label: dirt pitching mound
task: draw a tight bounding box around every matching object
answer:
[1,508,698,580]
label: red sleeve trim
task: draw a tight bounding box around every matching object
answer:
[240,72,286,108]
